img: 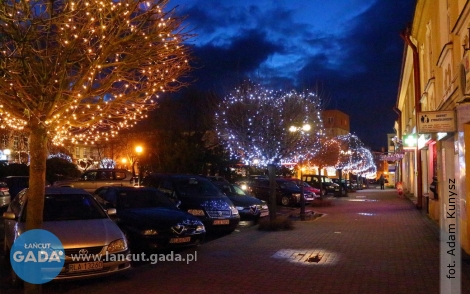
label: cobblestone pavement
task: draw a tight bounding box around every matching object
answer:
[2,188,470,294]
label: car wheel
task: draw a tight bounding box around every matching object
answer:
[281,196,290,206]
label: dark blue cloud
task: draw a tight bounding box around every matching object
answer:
[169,0,416,151]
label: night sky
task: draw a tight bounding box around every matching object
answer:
[167,0,416,151]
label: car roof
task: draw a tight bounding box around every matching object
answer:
[148,173,207,179]
[98,186,157,191]
[26,187,92,195]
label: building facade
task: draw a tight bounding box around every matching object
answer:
[321,109,350,138]
[396,0,470,254]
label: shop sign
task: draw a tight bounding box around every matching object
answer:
[417,111,456,133]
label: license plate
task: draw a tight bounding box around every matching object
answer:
[260,211,269,217]
[213,219,230,225]
[169,237,191,244]
[69,261,103,272]
[305,197,314,201]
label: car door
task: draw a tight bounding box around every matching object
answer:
[3,189,27,250]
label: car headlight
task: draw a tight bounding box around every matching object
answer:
[261,205,268,210]
[292,193,301,198]
[196,225,206,233]
[235,206,244,211]
[230,206,239,215]
[188,209,205,216]
[142,229,158,236]
[107,239,127,253]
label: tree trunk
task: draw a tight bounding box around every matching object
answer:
[24,120,48,294]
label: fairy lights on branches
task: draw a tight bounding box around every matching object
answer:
[0,0,192,145]
[215,81,325,166]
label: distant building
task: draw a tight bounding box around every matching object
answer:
[321,110,350,138]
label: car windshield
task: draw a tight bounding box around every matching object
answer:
[216,183,248,196]
[230,184,249,196]
[277,180,299,189]
[174,178,221,197]
[117,190,173,209]
[38,194,108,221]
[322,177,333,183]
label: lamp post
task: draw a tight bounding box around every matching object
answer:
[135,146,143,186]
[289,123,310,221]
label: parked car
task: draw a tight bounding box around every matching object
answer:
[301,174,340,196]
[247,178,316,206]
[0,176,30,199]
[142,174,240,233]
[332,178,354,193]
[205,175,229,183]
[0,181,11,208]
[92,186,206,250]
[235,175,268,191]
[3,187,130,286]
[53,169,135,192]
[280,177,320,198]
[212,181,269,223]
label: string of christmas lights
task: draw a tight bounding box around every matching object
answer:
[215,81,325,166]
[0,0,191,146]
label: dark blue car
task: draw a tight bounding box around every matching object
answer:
[92,186,206,250]
[142,174,240,234]
[212,181,269,223]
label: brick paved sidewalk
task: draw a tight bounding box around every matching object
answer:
[3,189,470,294]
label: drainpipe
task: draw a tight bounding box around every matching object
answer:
[393,106,403,183]
[400,27,423,209]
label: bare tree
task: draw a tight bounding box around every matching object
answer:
[215,81,325,220]
[0,1,191,290]
[215,81,324,165]
[334,134,377,180]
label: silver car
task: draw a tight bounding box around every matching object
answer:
[3,187,130,286]
[0,181,11,208]
[53,169,136,192]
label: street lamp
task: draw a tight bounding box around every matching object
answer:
[132,146,143,185]
[289,123,310,221]
[121,158,127,170]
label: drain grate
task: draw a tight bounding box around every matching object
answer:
[306,254,322,263]
[272,249,338,265]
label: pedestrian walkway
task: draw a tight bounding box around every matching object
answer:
[3,189,470,294]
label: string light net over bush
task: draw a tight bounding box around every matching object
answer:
[215,81,324,167]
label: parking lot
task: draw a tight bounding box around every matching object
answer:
[2,190,470,294]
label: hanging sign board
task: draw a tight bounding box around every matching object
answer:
[417,111,456,133]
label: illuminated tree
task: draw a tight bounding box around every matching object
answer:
[0,0,191,241]
[215,81,324,166]
[306,138,340,196]
[334,134,376,179]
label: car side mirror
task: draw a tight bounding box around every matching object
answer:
[2,212,16,220]
[106,208,117,216]
[175,200,181,208]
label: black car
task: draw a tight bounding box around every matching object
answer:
[247,178,315,206]
[212,181,269,223]
[142,174,240,233]
[302,175,340,196]
[92,186,206,250]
